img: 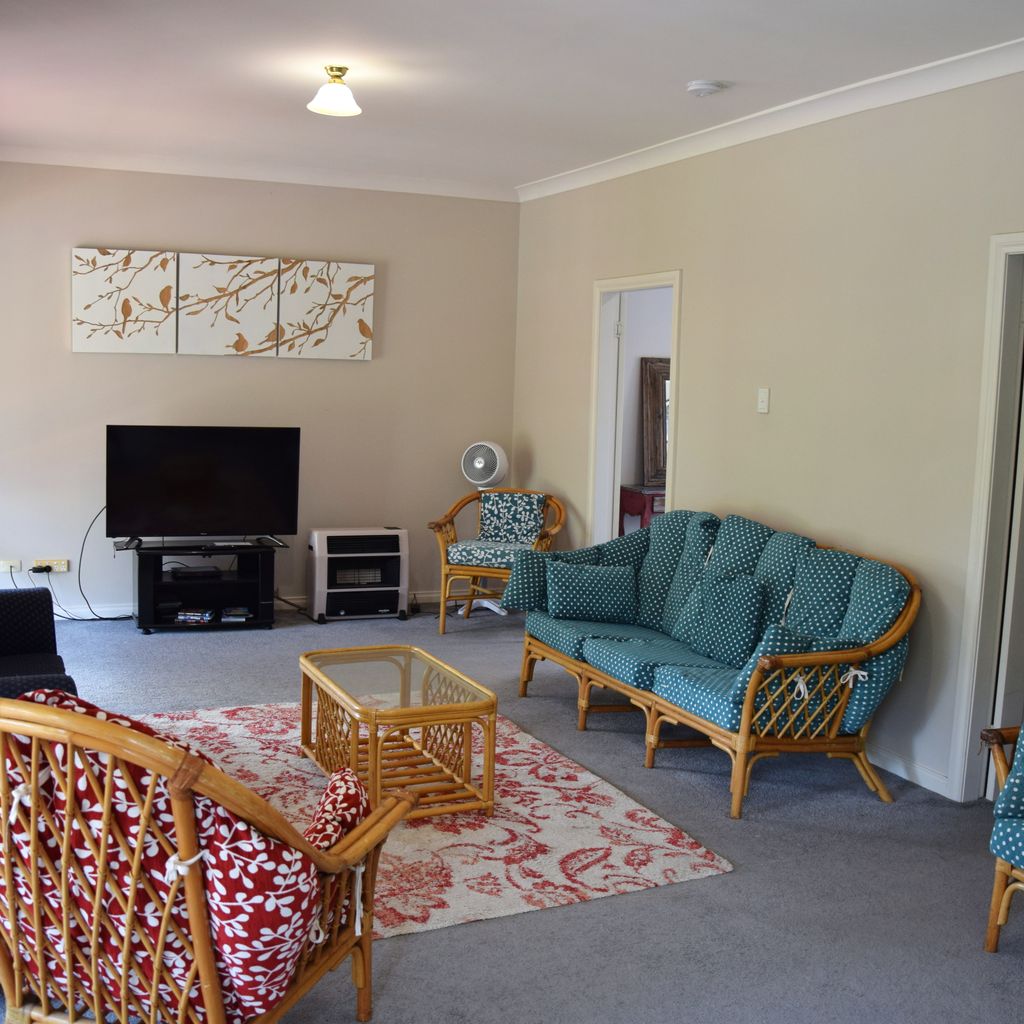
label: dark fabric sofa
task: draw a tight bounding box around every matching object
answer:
[0,589,78,698]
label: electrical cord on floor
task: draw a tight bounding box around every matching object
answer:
[275,593,316,621]
[76,505,131,621]
[43,571,85,621]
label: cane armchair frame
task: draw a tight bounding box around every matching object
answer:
[519,550,920,819]
[428,488,565,635]
[0,699,415,1024]
[982,723,1022,952]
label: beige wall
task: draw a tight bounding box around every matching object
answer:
[0,163,518,607]
[513,73,1024,795]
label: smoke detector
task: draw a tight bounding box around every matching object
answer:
[687,80,728,98]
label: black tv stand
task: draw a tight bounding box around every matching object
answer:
[131,541,284,634]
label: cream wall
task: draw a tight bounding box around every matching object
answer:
[512,73,1024,796]
[0,163,518,608]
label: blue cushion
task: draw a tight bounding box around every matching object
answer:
[652,664,743,731]
[754,531,815,627]
[786,548,860,636]
[501,547,601,611]
[580,636,728,692]
[478,491,545,544]
[839,559,911,644]
[447,539,534,569]
[707,515,775,576]
[597,528,650,571]
[992,746,1024,864]
[659,512,721,633]
[636,510,693,630]
[546,562,638,624]
[525,611,666,660]
[671,574,767,669]
[839,636,909,733]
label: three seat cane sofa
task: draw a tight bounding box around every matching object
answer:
[502,511,921,817]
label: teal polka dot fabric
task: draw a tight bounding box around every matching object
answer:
[652,664,743,731]
[502,547,601,611]
[636,511,693,629]
[671,573,767,669]
[546,562,638,624]
[447,539,535,569]
[707,515,775,576]
[992,745,1024,864]
[839,636,909,733]
[478,491,546,544]
[754,531,815,626]
[659,513,721,633]
[525,611,666,660]
[839,560,911,644]
[597,528,650,572]
[581,636,728,692]
[786,548,860,636]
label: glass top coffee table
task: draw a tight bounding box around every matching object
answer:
[299,645,497,819]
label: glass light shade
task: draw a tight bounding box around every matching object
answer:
[307,81,362,117]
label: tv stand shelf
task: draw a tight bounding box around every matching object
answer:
[132,542,281,634]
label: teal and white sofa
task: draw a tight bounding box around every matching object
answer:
[503,511,920,817]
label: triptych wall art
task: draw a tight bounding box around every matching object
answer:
[71,248,375,360]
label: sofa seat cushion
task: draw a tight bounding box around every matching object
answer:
[652,664,743,731]
[479,491,545,544]
[547,561,638,624]
[671,574,767,668]
[448,539,534,569]
[581,636,729,692]
[525,611,666,660]
[0,652,66,677]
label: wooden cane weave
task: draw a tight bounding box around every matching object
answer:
[0,699,414,1024]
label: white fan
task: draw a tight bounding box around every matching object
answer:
[461,441,509,489]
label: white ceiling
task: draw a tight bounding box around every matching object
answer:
[3,0,1024,201]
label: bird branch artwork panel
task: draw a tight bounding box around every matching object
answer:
[71,249,177,354]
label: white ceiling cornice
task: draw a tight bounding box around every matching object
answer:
[516,37,1024,203]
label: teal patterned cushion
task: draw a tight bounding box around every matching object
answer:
[652,664,743,731]
[707,515,775,576]
[839,559,911,644]
[786,548,860,636]
[547,562,638,624]
[501,547,601,611]
[479,491,546,544]
[671,574,767,669]
[525,611,666,659]
[839,636,909,733]
[447,539,534,569]
[992,744,1024,865]
[754,531,815,627]
[581,636,727,692]
[598,528,650,571]
[659,512,721,633]
[636,510,693,629]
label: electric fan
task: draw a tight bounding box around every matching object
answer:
[460,441,509,489]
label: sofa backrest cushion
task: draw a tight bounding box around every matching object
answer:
[839,558,912,644]
[671,573,767,669]
[478,491,546,544]
[636,510,692,629]
[706,514,775,577]
[546,561,638,624]
[597,527,650,571]
[786,548,860,637]
[502,547,600,611]
[659,512,721,633]
[754,531,816,628]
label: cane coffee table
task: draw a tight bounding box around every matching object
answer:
[299,645,496,819]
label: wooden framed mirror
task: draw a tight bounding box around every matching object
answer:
[641,357,670,486]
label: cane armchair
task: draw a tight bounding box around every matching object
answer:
[428,488,565,635]
[983,723,1023,952]
[0,691,415,1024]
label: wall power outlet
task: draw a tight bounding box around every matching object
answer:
[33,559,69,573]
[0,560,21,573]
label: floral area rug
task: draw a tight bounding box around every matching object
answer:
[140,703,731,938]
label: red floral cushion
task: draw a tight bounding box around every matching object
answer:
[2,690,326,1024]
[303,769,370,850]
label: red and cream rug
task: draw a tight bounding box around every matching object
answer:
[141,703,731,938]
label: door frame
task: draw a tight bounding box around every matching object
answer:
[587,270,682,544]
[953,232,1024,800]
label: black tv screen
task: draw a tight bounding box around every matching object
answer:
[106,425,300,538]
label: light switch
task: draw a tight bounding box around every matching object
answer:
[757,387,771,414]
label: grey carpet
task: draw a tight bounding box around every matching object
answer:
[38,608,1018,1023]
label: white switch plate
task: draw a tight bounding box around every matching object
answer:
[757,387,771,414]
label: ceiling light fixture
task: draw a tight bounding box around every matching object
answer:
[686,79,728,98]
[307,65,362,117]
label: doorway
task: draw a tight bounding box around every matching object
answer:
[956,235,1024,800]
[588,272,681,545]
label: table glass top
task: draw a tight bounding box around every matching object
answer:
[301,646,493,711]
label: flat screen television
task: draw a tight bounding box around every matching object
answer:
[106,425,300,538]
